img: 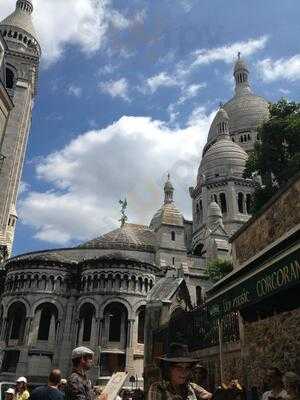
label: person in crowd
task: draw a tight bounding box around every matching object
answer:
[194,365,209,391]
[66,346,107,400]
[262,367,288,400]
[5,388,15,400]
[283,372,300,400]
[148,343,212,400]
[16,377,30,400]
[31,369,64,400]
[59,380,67,394]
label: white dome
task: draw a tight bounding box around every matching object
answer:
[198,136,248,184]
[208,201,222,218]
[208,93,269,143]
[150,202,183,230]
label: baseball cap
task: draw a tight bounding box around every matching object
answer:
[5,389,15,395]
[71,346,94,359]
[16,377,27,383]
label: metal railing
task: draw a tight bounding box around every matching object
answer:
[152,305,240,354]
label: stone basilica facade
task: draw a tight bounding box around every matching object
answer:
[0,0,270,387]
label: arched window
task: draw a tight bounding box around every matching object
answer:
[246,194,252,214]
[6,68,14,90]
[219,193,227,213]
[196,286,202,306]
[137,306,146,344]
[171,231,176,241]
[104,303,128,343]
[238,193,244,213]
[247,133,251,141]
[213,194,218,203]
[78,303,95,343]
[6,302,26,342]
[240,136,243,143]
[37,303,58,341]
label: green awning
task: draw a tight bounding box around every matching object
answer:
[208,248,300,319]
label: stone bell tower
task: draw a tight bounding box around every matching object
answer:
[0,0,41,256]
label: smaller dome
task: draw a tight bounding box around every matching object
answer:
[208,201,223,227]
[217,107,229,121]
[198,136,248,183]
[208,201,222,218]
[79,223,156,252]
[150,174,183,230]
[0,0,39,45]
[150,202,183,230]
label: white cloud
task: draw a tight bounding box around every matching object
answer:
[19,181,30,195]
[99,78,129,101]
[67,85,82,98]
[177,83,207,104]
[257,55,300,82]
[0,0,131,65]
[279,88,291,95]
[19,111,215,245]
[146,72,179,93]
[192,36,268,66]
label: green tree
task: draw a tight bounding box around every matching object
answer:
[206,258,233,283]
[244,98,300,213]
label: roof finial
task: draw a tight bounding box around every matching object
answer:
[238,51,241,59]
[164,173,174,204]
[119,198,128,228]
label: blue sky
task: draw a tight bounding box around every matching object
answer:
[1,0,300,255]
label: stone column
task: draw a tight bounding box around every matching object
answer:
[125,319,135,373]
[227,182,238,220]
[48,314,56,347]
[103,315,110,346]
[78,319,84,345]
[28,309,41,345]
[202,186,209,224]
[1,318,7,341]
[58,295,76,376]
[16,317,32,376]
[90,316,97,348]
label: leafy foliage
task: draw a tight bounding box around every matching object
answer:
[244,98,300,213]
[206,258,233,283]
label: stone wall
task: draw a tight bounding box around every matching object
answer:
[232,176,300,265]
[244,308,300,390]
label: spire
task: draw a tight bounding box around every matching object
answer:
[16,0,33,14]
[164,173,174,204]
[233,52,251,95]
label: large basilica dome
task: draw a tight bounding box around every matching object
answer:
[207,56,269,147]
